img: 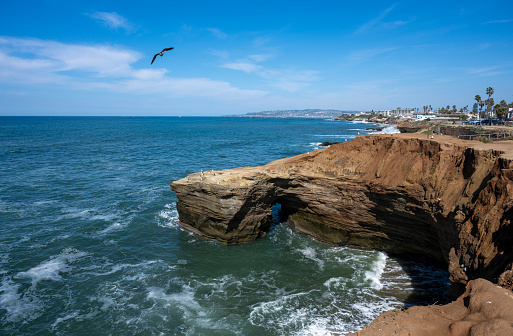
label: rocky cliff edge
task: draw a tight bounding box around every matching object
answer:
[170,134,513,331]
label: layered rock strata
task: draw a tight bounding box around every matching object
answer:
[347,278,513,336]
[170,134,513,296]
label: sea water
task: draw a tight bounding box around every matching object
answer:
[0,117,448,335]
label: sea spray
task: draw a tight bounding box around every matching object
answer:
[364,252,387,290]
[378,125,400,134]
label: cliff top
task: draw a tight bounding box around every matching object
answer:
[392,133,513,160]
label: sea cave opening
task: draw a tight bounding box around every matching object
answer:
[269,202,288,233]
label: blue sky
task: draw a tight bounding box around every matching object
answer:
[1,0,512,116]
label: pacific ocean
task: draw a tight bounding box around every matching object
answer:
[0,117,448,335]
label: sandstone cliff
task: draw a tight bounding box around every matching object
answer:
[170,134,513,297]
[347,278,513,336]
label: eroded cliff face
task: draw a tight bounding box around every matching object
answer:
[347,278,513,336]
[170,135,513,295]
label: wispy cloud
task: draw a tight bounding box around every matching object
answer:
[222,61,262,73]
[0,36,267,100]
[484,19,513,24]
[477,43,492,50]
[348,47,396,64]
[207,28,228,39]
[85,12,135,33]
[467,66,505,77]
[355,3,413,34]
[220,53,319,92]
[208,49,229,59]
[260,69,320,92]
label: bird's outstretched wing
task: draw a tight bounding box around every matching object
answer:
[151,54,158,64]
[162,47,174,52]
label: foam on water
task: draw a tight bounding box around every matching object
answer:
[157,203,179,228]
[15,248,88,287]
[0,280,42,322]
[376,125,400,134]
[313,134,353,138]
[365,252,387,290]
[96,222,126,235]
[296,247,325,271]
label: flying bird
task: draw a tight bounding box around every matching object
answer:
[151,47,174,64]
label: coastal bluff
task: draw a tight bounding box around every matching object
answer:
[170,134,513,319]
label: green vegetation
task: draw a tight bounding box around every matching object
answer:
[416,87,512,120]
[421,126,436,135]
[477,137,492,143]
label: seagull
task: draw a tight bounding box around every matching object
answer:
[151,47,174,64]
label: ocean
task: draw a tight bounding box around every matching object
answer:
[0,117,448,335]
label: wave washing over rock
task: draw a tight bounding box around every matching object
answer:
[171,133,513,335]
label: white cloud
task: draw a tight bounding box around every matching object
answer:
[348,47,396,64]
[207,28,228,39]
[0,37,139,78]
[354,3,413,34]
[249,54,272,62]
[221,53,319,92]
[260,68,320,92]
[484,19,513,24]
[208,49,229,59]
[355,4,397,33]
[0,36,267,101]
[467,66,504,77]
[221,61,262,73]
[85,12,134,32]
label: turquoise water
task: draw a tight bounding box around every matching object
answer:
[0,117,448,335]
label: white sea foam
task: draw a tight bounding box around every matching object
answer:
[323,277,349,290]
[85,259,160,277]
[376,125,400,134]
[148,285,206,319]
[313,134,351,138]
[61,207,97,219]
[158,203,179,228]
[364,252,387,290]
[296,247,325,270]
[97,222,125,235]
[249,290,314,326]
[249,289,350,335]
[0,280,42,322]
[351,296,402,323]
[15,248,88,286]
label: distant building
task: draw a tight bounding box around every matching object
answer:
[412,112,438,120]
[377,110,391,117]
[391,108,414,117]
[434,114,462,122]
[507,107,513,120]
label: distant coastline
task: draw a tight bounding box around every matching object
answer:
[224,109,365,119]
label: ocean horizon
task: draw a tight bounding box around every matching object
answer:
[0,116,448,335]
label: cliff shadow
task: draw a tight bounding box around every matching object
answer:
[388,253,451,308]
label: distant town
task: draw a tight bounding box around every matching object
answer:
[226,109,361,119]
[228,87,513,122]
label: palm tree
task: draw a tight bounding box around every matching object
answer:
[486,87,494,99]
[485,87,494,117]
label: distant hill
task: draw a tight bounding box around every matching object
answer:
[225,109,364,118]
